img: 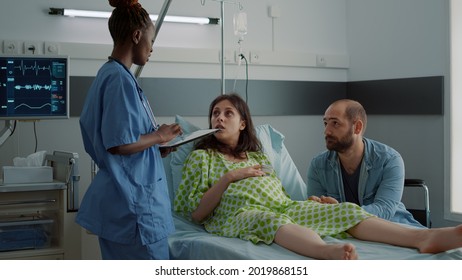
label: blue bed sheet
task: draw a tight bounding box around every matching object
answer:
[169,213,462,260]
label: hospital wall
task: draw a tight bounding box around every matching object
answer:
[346,0,453,231]
[0,0,455,260]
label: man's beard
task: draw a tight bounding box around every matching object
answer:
[325,133,354,153]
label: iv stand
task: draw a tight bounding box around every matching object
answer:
[202,0,242,95]
[220,2,225,94]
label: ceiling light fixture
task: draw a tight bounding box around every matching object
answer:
[48,8,219,25]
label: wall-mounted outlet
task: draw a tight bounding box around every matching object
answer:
[45,42,60,55]
[3,40,20,54]
[24,41,40,55]
[219,50,233,63]
[316,55,327,67]
[249,51,261,64]
[235,50,249,64]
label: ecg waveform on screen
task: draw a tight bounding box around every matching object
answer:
[14,84,53,91]
[14,103,52,110]
[15,84,53,91]
[13,60,52,76]
[0,56,68,118]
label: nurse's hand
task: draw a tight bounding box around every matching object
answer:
[107,123,182,155]
[156,123,183,144]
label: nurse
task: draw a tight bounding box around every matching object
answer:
[77,0,182,260]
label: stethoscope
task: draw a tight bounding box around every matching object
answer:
[108,57,160,131]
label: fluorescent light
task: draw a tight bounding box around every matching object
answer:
[63,9,111,19]
[49,8,219,25]
[161,15,211,25]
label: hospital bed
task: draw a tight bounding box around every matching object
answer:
[164,116,462,260]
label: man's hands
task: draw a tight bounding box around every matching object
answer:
[308,195,339,204]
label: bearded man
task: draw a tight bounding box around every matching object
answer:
[307,99,424,228]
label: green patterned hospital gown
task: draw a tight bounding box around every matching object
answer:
[174,149,373,244]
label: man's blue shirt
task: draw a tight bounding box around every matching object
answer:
[307,138,424,228]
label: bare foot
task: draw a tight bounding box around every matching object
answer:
[323,243,358,260]
[419,225,462,253]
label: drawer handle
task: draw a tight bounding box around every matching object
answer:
[0,199,57,206]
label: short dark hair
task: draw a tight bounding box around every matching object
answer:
[195,93,262,158]
[108,0,152,45]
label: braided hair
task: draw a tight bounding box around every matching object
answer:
[108,0,152,45]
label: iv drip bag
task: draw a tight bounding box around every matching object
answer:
[233,11,247,37]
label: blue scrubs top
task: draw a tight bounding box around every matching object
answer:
[76,60,174,245]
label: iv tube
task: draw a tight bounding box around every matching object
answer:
[232,10,247,91]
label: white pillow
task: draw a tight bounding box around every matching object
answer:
[169,115,307,201]
[254,124,307,201]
